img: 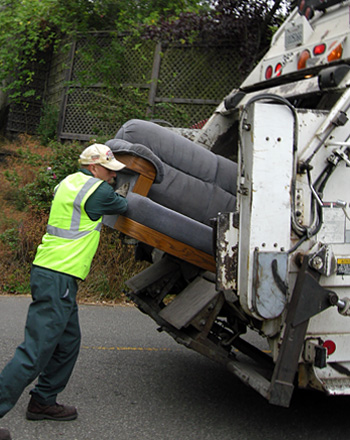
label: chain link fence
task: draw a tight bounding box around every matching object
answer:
[6,34,244,140]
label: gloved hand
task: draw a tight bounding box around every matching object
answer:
[115,182,130,197]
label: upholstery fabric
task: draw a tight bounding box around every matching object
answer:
[115,119,237,226]
[125,192,213,255]
[106,139,165,184]
[103,119,238,257]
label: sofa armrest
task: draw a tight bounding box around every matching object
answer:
[115,153,157,197]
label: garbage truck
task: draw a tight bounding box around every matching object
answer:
[103,0,350,407]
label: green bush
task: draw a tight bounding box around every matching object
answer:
[37,103,60,146]
[6,141,81,213]
[0,227,19,251]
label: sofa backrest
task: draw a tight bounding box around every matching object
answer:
[110,119,237,226]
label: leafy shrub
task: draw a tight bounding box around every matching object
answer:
[0,211,47,294]
[37,103,60,146]
[0,227,19,251]
[6,141,81,213]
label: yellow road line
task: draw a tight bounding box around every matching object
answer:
[82,345,271,354]
[82,345,171,351]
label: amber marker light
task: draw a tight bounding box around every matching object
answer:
[297,49,311,70]
[327,42,343,62]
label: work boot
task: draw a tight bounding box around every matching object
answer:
[26,396,78,421]
[0,428,11,440]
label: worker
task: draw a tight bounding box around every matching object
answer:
[0,144,128,440]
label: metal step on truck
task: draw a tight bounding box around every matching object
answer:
[103,0,350,407]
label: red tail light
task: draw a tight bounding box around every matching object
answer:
[313,44,326,56]
[265,65,273,80]
[275,63,283,77]
[323,340,336,355]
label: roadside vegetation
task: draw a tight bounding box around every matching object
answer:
[0,135,147,302]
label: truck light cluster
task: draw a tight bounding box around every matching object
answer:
[265,42,343,80]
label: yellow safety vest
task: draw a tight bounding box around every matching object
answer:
[33,172,104,280]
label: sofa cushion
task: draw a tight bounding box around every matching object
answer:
[124,192,214,255]
[115,119,237,226]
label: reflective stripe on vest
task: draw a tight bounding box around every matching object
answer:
[47,176,102,239]
[33,172,104,279]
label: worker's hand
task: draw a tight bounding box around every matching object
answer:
[115,182,130,198]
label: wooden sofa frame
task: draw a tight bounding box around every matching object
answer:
[113,153,216,273]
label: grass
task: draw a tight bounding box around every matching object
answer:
[0,134,147,303]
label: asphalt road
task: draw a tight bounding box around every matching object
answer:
[1,295,350,440]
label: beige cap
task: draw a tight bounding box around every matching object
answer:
[79,144,125,171]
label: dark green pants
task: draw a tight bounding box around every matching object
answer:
[0,265,80,418]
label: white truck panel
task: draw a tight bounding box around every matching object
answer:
[237,102,294,319]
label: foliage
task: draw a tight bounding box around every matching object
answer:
[2,137,80,215]
[0,0,293,138]
[12,142,80,213]
[37,103,60,146]
[0,0,291,102]
[0,137,49,294]
[143,0,292,73]
[0,0,205,103]
[85,85,150,132]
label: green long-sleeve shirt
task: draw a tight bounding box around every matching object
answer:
[80,169,128,221]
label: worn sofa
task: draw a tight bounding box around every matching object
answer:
[103,119,238,272]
